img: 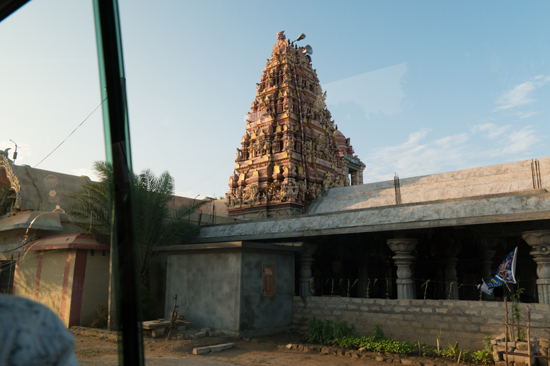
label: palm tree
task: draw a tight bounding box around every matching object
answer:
[66,161,203,288]
[65,161,112,246]
[133,168,203,286]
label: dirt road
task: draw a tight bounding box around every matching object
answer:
[74,330,380,366]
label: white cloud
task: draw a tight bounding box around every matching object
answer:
[363,130,470,181]
[471,123,511,139]
[495,75,550,111]
[517,111,538,119]
[362,124,541,183]
[495,82,536,110]
[407,129,430,145]
[435,133,468,146]
[497,127,540,155]
[323,63,408,119]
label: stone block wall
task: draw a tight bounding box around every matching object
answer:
[292,297,550,351]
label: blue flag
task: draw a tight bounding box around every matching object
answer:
[478,247,517,295]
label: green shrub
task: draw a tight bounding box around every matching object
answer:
[307,321,413,354]
[471,349,493,364]
[371,323,384,340]
[334,335,415,354]
[306,320,493,364]
[333,320,354,339]
[306,317,323,344]
[440,342,462,360]
[306,317,353,345]
[483,336,493,353]
[471,336,494,364]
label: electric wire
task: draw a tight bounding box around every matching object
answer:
[34,96,108,168]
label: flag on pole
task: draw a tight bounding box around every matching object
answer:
[478,247,518,295]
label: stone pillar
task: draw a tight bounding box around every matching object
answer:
[299,243,318,297]
[443,242,461,300]
[522,230,550,304]
[350,170,358,186]
[357,165,365,185]
[480,238,496,300]
[387,238,417,299]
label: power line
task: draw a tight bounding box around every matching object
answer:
[34,96,107,168]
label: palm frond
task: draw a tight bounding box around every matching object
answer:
[66,161,204,288]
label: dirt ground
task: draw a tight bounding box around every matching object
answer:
[73,329,381,366]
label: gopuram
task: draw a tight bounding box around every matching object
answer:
[226,31,365,219]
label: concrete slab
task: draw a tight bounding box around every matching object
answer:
[193,191,550,242]
[192,343,235,355]
[195,331,207,338]
[142,320,171,330]
[191,157,550,243]
[309,157,550,215]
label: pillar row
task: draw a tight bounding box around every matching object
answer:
[443,241,461,300]
[387,238,417,299]
[522,230,550,304]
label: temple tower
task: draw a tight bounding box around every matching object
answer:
[226,31,363,219]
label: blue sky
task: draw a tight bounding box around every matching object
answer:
[1,1,549,199]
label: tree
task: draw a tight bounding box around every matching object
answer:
[65,161,112,246]
[66,161,203,288]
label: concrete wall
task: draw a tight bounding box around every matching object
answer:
[165,250,242,331]
[63,249,76,327]
[38,250,67,317]
[14,249,73,326]
[13,248,109,327]
[240,251,294,331]
[164,244,297,334]
[149,251,168,318]
[309,157,550,214]
[14,250,40,299]
[81,249,110,326]
[292,296,550,351]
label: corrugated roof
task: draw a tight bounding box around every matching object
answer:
[0,211,63,232]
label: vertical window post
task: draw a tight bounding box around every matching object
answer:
[92,1,144,365]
